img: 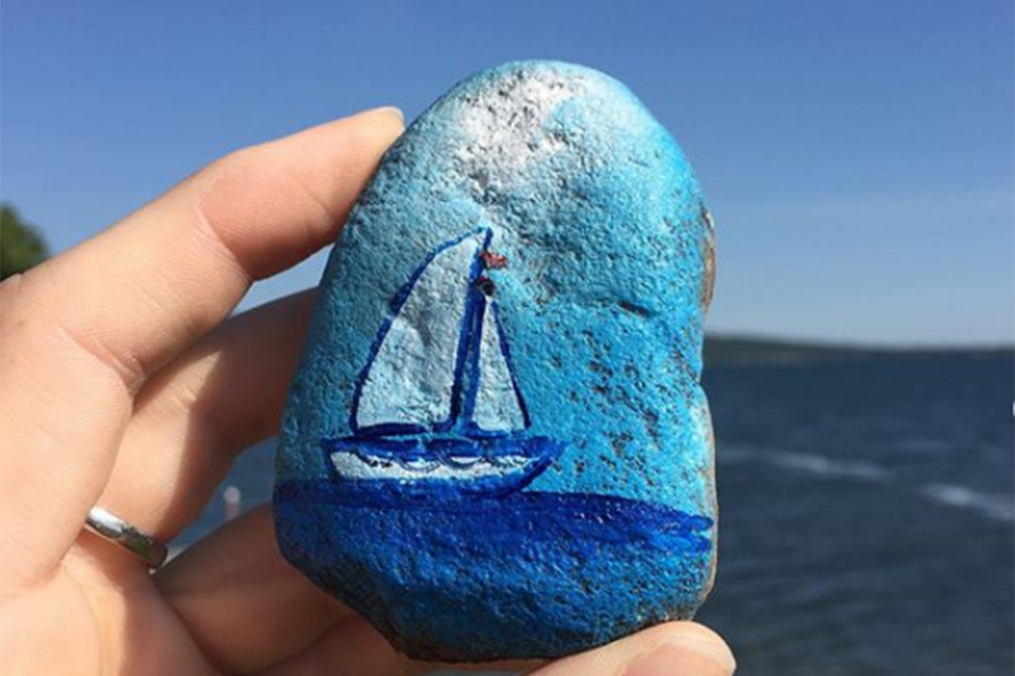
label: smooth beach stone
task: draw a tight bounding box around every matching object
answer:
[274,61,718,661]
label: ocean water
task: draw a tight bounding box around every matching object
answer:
[180,352,1014,675]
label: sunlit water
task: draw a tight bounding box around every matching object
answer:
[180,352,1014,675]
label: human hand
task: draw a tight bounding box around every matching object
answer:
[0,107,734,676]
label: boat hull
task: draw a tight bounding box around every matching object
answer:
[321,434,565,497]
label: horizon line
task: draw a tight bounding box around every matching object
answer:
[705,331,1014,353]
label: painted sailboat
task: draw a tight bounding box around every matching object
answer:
[321,227,565,496]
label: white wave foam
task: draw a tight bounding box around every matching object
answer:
[767,452,892,482]
[718,446,891,483]
[920,483,1015,522]
[717,445,1014,524]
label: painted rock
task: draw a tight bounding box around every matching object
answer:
[275,61,718,661]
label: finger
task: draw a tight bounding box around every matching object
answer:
[253,613,733,676]
[156,505,355,674]
[26,105,403,392]
[256,614,421,676]
[527,622,735,676]
[260,616,542,676]
[92,290,314,549]
[0,108,404,579]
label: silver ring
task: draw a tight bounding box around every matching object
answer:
[84,506,168,569]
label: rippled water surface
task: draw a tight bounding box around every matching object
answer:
[182,352,1014,675]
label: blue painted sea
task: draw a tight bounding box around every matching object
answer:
[180,351,1014,675]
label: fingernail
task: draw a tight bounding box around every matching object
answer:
[369,105,405,127]
[624,636,736,676]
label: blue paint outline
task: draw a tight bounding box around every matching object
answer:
[458,293,492,436]
[349,227,491,436]
[444,228,493,433]
[461,298,532,438]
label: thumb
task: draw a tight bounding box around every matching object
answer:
[529,622,735,676]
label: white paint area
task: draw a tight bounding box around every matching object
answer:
[469,301,526,433]
[452,71,574,191]
[331,450,532,481]
[355,234,484,429]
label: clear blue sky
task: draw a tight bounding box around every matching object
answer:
[2,1,1012,346]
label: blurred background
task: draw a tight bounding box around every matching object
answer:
[2,2,1012,674]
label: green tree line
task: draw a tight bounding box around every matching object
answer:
[1,204,49,280]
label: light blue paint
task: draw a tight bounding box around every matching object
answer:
[276,61,717,660]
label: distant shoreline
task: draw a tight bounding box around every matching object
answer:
[704,334,1014,367]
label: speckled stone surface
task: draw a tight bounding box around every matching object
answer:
[274,61,718,661]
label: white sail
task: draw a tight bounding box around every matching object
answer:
[355,233,484,430]
[469,301,527,433]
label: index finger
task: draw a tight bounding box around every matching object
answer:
[24,106,404,392]
[0,108,404,579]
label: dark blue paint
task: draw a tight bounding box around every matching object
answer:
[275,480,714,660]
